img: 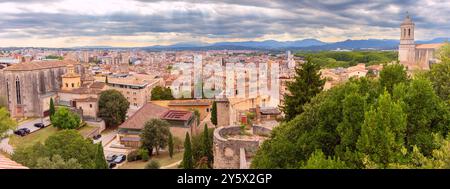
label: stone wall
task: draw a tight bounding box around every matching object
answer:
[213,125,272,169]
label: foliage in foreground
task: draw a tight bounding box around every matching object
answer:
[12,130,107,169]
[252,62,450,169]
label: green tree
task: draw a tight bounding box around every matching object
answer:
[151,86,175,100]
[49,98,55,118]
[393,78,450,156]
[379,63,408,94]
[202,124,213,168]
[437,42,450,63]
[51,107,81,129]
[193,109,200,127]
[168,133,174,158]
[210,101,217,126]
[182,132,193,169]
[140,119,171,156]
[335,91,366,167]
[94,142,108,169]
[12,130,106,169]
[281,57,325,121]
[0,107,17,138]
[44,130,105,169]
[301,150,348,169]
[356,91,407,168]
[427,55,450,102]
[35,155,82,169]
[98,89,130,128]
[145,160,161,169]
[139,148,150,161]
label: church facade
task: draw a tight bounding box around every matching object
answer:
[399,14,445,70]
[0,60,86,118]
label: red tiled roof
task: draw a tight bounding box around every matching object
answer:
[119,102,169,130]
[4,60,78,71]
[0,155,28,169]
[416,43,445,49]
[168,99,212,106]
[89,82,106,89]
[161,110,193,121]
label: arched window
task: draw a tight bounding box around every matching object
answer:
[66,83,69,88]
[71,83,74,88]
[408,29,411,37]
[15,77,22,104]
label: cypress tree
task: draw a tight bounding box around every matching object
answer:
[49,97,55,118]
[202,124,213,168]
[94,142,108,169]
[168,133,174,158]
[211,101,217,126]
[281,57,325,121]
[182,132,193,169]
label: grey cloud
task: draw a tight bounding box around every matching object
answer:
[0,0,448,42]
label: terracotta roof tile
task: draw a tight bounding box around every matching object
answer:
[0,155,28,169]
[4,60,79,71]
[119,102,169,130]
[416,43,445,49]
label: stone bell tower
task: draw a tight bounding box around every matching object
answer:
[399,12,416,67]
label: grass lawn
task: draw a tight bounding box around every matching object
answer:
[119,151,183,169]
[9,126,59,149]
[9,125,98,149]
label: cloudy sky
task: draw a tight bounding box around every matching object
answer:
[0,0,449,47]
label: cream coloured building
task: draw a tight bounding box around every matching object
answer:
[104,74,164,109]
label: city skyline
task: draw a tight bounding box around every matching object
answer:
[0,0,449,48]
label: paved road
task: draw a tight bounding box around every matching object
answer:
[94,129,118,146]
[17,117,51,133]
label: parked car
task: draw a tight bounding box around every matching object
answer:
[34,123,45,128]
[92,134,101,140]
[14,128,30,136]
[108,162,116,169]
[106,155,117,163]
[113,154,127,164]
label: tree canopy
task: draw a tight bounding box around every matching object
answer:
[281,57,325,121]
[140,118,171,156]
[252,62,450,169]
[51,107,81,129]
[12,130,107,169]
[0,107,17,138]
[98,89,130,128]
[151,86,175,100]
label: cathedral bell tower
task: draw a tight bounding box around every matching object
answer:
[399,12,416,66]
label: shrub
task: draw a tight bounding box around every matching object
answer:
[127,150,141,162]
[145,160,160,169]
[139,148,150,161]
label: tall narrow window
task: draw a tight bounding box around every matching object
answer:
[408,29,411,37]
[6,79,10,104]
[15,77,22,104]
[403,29,406,37]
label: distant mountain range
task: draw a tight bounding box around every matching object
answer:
[136,37,449,51]
[4,38,447,51]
